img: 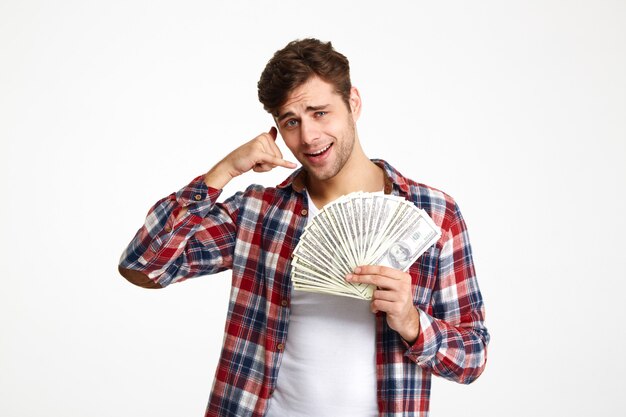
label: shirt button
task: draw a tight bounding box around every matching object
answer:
[277,343,285,351]
[194,194,202,201]
[300,209,308,216]
[281,299,288,307]
[164,227,172,233]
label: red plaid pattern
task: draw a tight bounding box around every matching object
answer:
[119,160,489,416]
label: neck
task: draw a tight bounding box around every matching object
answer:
[306,140,384,208]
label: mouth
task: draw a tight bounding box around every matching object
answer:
[304,143,332,158]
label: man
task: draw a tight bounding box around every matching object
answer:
[119,38,489,417]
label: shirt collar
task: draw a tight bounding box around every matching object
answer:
[276,159,410,196]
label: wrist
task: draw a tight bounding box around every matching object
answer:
[398,308,421,344]
[204,162,235,190]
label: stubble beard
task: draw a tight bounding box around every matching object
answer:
[305,116,357,183]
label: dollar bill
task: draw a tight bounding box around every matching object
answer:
[290,192,441,300]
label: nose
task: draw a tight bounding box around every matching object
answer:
[300,119,320,144]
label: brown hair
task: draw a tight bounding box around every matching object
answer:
[257,38,352,116]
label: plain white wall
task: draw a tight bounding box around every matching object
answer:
[1,1,625,416]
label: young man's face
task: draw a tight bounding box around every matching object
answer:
[275,76,361,183]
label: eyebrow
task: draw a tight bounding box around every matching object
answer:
[277,104,329,122]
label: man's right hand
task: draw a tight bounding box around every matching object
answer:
[203,127,297,189]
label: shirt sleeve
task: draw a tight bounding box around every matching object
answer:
[118,175,241,288]
[404,202,489,384]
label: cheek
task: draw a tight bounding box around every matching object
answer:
[280,133,299,151]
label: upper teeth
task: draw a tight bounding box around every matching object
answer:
[309,144,331,155]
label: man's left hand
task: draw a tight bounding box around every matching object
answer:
[346,265,420,344]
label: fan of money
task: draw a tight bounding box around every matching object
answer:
[291,192,442,300]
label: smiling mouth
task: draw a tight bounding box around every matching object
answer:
[305,143,332,157]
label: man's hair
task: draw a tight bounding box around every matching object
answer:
[258,38,352,116]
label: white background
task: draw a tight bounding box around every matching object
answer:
[1,1,625,416]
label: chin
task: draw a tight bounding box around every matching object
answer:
[308,166,341,182]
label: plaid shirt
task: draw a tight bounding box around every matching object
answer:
[119,160,489,417]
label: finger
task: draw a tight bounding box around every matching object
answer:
[257,134,297,169]
[353,265,406,280]
[370,299,395,314]
[254,154,297,170]
[258,134,285,160]
[346,273,400,290]
[372,288,402,302]
[252,163,277,173]
[245,145,295,173]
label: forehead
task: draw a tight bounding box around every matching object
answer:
[278,76,340,114]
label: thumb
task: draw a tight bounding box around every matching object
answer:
[268,126,278,141]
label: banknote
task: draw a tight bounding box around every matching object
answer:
[291,192,441,300]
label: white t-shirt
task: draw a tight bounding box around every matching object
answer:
[266,192,378,417]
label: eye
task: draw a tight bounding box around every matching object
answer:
[284,119,299,129]
[315,111,327,118]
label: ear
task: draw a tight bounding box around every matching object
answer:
[272,117,283,138]
[348,86,362,121]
